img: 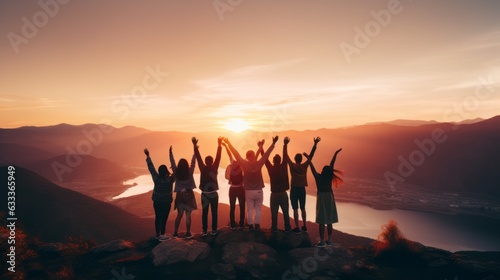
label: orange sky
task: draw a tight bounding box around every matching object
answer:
[1,0,499,132]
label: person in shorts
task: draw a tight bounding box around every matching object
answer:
[284,136,320,234]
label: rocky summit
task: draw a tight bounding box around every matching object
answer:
[67,227,500,280]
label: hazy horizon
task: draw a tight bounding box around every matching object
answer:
[0,115,494,133]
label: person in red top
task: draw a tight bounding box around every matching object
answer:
[284,137,320,234]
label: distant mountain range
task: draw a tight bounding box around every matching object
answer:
[1,116,499,196]
[362,117,485,127]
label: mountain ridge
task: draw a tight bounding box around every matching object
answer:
[0,166,152,244]
[1,116,499,197]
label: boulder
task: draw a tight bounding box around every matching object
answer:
[214,228,267,247]
[211,263,236,279]
[451,252,500,277]
[269,231,311,250]
[152,239,210,266]
[88,239,134,254]
[289,246,355,274]
[37,243,63,256]
[85,240,147,265]
[222,242,279,279]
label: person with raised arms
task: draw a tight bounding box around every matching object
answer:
[192,136,222,236]
[223,136,278,230]
[284,137,321,234]
[170,145,197,239]
[222,142,246,230]
[144,148,174,241]
[257,138,292,233]
[304,148,343,247]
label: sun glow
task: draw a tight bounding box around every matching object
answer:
[225,118,250,133]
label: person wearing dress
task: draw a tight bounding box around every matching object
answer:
[305,148,343,247]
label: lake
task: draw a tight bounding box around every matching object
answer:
[114,170,500,252]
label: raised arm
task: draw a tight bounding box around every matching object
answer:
[330,148,342,169]
[303,152,318,176]
[189,153,197,174]
[224,138,245,166]
[282,138,289,167]
[256,139,265,157]
[255,139,264,160]
[306,137,321,163]
[257,136,278,166]
[213,137,223,169]
[144,148,159,180]
[257,140,272,169]
[222,142,234,162]
[169,145,177,172]
[283,136,292,165]
[192,137,204,169]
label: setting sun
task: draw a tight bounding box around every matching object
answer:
[225,118,250,133]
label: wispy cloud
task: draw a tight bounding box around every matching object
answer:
[0,95,66,111]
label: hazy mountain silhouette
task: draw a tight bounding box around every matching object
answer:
[25,154,136,184]
[1,116,499,196]
[363,117,484,127]
[0,123,149,155]
[0,143,55,165]
[0,166,152,244]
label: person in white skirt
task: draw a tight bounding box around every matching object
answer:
[304,148,343,247]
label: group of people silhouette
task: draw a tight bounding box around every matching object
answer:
[144,136,342,247]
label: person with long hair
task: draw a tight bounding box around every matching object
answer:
[170,145,197,239]
[223,136,278,230]
[144,148,174,241]
[193,136,222,236]
[304,148,343,247]
[223,142,246,230]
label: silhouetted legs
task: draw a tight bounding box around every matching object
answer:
[229,187,245,227]
[174,210,192,234]
[186,210,192,233]
[319,224,333,243]
[327,224,333,243]
[154,201,171,236]
[202,192,219,232]
[174,210,184,234]
[270,192,291,231]
[301,209,307,228]
[290,187,307,230]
